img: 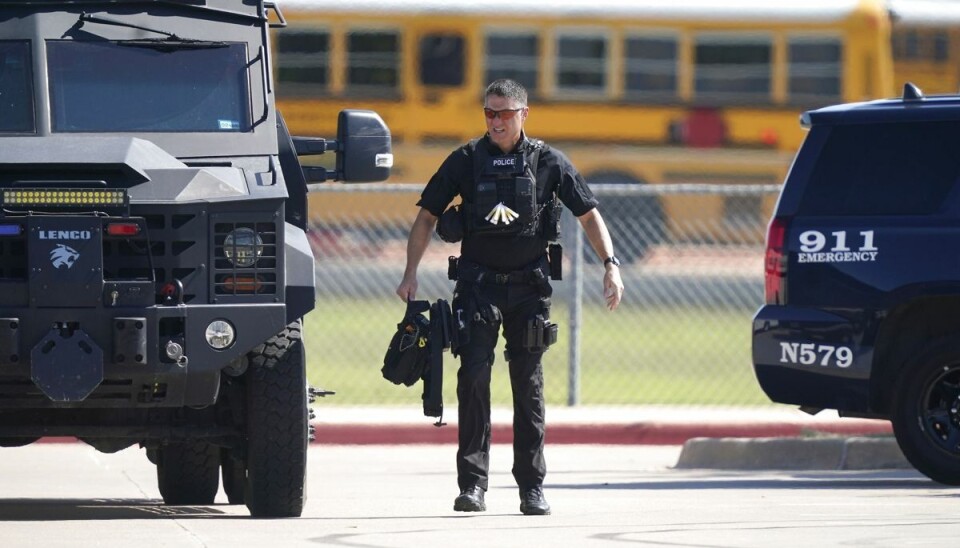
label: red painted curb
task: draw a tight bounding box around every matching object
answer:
[312,420,893,445]
[31,421,893,445]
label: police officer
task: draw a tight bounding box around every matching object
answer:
[396,79,624,515]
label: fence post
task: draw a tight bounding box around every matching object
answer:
[567,225,583,406]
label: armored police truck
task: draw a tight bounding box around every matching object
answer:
[0,0,391,517]
[754,84,960,485]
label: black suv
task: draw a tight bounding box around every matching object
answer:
[0,0,391,517]
[753,84,960,485]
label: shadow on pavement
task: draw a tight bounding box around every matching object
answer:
[548,472,948,491]
[0,498,238,521]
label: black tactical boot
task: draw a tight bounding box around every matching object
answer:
[519,486,551,515]
[453,485,486,512]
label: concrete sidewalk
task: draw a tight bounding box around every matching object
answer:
[312,405,893,445]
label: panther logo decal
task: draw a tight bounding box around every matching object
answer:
[50,244,80,269]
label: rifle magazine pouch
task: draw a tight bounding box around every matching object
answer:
[523,314,558,353]
[543,321,559,347]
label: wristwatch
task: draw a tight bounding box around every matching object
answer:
[603,255,621,267]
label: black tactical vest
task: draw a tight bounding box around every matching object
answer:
[463,139,543,238]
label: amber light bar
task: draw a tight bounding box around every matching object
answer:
[2,188,127,208]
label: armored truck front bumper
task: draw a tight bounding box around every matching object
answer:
[752,305,875,413]
[0,204,306,410]
[0,303,287,408]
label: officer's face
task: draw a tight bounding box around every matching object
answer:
[484,94,527,154]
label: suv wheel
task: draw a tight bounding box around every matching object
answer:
[892,342,960,485]
[245,320,308,517]
[156,441,220,505]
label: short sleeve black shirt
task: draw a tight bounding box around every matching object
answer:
[417,134,598,271]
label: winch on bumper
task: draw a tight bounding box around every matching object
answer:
[0,205,290,408]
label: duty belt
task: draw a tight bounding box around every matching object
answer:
[454,258,548,285]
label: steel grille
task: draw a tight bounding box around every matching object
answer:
[136,212,203,304]
[213,222,278,296]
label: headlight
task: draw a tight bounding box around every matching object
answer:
[223,228,263,267]
[205,320,235,350]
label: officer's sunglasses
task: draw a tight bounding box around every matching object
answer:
[483,107,523,120]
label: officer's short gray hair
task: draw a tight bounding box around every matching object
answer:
[485,79,527,107]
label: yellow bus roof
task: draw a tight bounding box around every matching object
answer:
[888,0,960,27]
[276,0,870,23]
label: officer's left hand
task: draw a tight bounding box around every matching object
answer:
[603,267,624,310]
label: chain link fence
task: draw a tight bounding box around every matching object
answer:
[303,183,781,408]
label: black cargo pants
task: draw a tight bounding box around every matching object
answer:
[454,280,551,492]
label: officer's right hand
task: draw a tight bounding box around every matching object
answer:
[396,276,418,302]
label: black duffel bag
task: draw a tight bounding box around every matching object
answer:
[381,300,431,387]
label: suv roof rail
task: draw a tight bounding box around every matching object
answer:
[903,82,925,102]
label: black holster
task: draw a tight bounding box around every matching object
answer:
[523,314,558,353]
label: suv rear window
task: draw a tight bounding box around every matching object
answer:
[799,120,960,216]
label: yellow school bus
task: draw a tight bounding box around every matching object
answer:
[889,0,960,94]
[272,0,895,242]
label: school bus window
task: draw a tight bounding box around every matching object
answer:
[694,35,772,103]
[933,31,949,61]
[420,34,465,86]
[485,32,539,93]
[893,30,920,60]
[893,29,950,63]
[347,30,400,93]
[624,33,678,100]
[787,37,842,103]
[275,29,329,97]
[556,32,607,94]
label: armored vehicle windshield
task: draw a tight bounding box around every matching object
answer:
[48,41,250,133]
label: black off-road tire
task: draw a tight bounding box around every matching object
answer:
[892,339,960,485]
[156,441,220,505]
[245,320,309,518]
[0,437,39,447]
[221,448,246,505]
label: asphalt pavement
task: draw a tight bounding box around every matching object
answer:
[0,443,949,547]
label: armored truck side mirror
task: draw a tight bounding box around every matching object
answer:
[294,109,393,186]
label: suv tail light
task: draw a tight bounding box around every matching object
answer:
[764,216,789,304]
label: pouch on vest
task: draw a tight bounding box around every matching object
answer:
[437,204,464,243]
[468,149,535,237]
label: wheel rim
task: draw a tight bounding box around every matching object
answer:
[919,364,960,454]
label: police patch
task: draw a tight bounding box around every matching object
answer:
[485,154,524,175]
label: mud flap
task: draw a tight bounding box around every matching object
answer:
[31,328,103,402]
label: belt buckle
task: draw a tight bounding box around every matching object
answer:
[495,273,510,284]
